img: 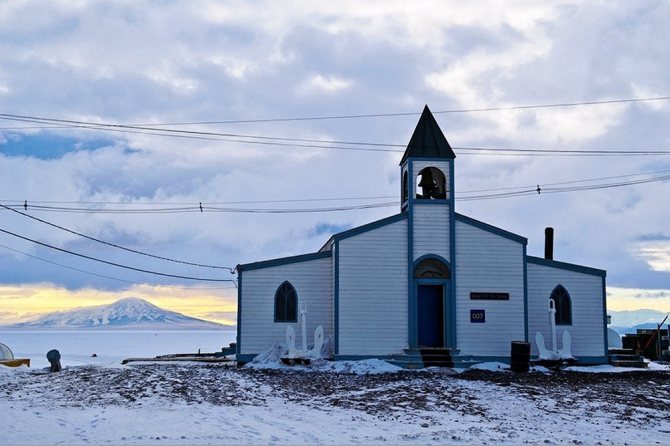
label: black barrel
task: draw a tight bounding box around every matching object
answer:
[46,349,62,372]
[510,341,530,373]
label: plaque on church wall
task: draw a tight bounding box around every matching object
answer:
[470,309,485,323]
[470,292,509,301]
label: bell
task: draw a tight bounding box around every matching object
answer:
[418,169,435,188]
[418,170,437,197]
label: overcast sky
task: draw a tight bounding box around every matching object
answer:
[0,1,669,323]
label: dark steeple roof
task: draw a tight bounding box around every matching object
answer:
[400,105,456,165]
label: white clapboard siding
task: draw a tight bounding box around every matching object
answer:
[527,262,605,357]
[455,220,525,356]
[338,219,408,355]
[240,257,332,354]
[412,204,450,261]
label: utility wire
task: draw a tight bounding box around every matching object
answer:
[2,201,398,214]
[129,95,670,125]
[2,113,670,157]
[2,171,669,214]
[457,168,670,194]
[0,203,235,271]
[457,173,670,201]
[0,195,398,206]
[0,226,235,282]
[4,168,670,205]
[0,243,235,290]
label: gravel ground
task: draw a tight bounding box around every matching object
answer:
[3,364,669,418]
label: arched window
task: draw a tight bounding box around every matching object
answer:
[414,257,450,279]
[402,171,409,203]
[550,285,572,325]
[274,281,297,323]
[416,167,447,200]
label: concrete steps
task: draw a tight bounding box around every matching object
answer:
[608,348,647,368]
[420,348,456,368]
[388,348,460,369]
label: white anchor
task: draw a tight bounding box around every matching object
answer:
[535,299,573,360]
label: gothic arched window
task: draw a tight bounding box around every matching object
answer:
[402,170,409,203]
[550,285,572,325]
[274,281,297,322]
[414,257,450,279]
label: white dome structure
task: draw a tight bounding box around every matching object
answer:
[0,343,14,360]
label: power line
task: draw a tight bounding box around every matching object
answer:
[2,201,399,214]
[0,226,235,282]
[0,203,235,271]
[458,168,670,195]
[3,111,670,157]
[0,195,398,206]
[4,168,670,205]
[131,95,670,125]
[0,243,235,290]
[457,173,670,201]
[1,172,668,215]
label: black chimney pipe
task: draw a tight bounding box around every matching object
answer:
[544,227,554,260]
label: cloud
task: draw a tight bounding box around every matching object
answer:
[633,242,670,272]
[0,1,668,313]
[307,223,352,238]
[636,233,670,242]
[298,74,353,95]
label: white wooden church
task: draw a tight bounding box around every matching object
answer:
[236,106,608,367]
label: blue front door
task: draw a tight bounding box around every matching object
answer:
[417,284,444,347]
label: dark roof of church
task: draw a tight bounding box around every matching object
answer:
[400,105,456,165]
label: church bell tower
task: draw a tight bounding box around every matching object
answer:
[400,105,457,349]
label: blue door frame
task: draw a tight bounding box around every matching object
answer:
[413,278,452,348]
[417,283,444,347]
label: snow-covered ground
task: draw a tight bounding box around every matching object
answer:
[0,330,236,368]
[2,358,669,445]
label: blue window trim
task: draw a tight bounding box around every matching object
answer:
[550,284,572,326]
[412,199,450,205]
[455,213,528,245]
[332,213,407,242]
[236,272,242,355]
[237,250,331,272]
[414,253,451,267]
[402,169,409,207]
[273,281,298,323]
[413,254,450,278]
[527,256,606,277]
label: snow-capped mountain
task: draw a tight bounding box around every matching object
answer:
[609,309,669,335]
[8,297,229,330]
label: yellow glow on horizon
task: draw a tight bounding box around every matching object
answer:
[0,283,238,326]
[1,284,667,326]
[607,287,670,313]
